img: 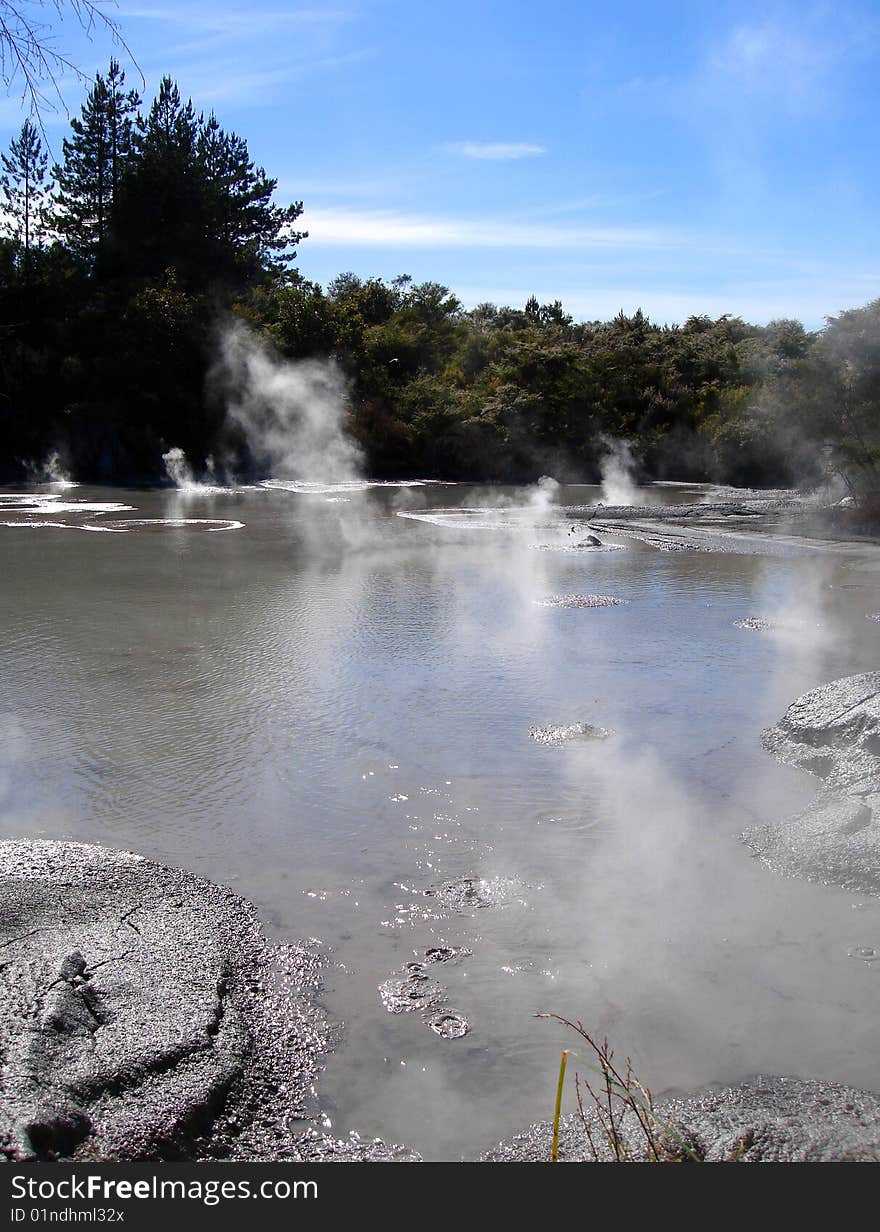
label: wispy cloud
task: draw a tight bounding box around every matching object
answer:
[298,206,670,250]
[702,7,879,120]
[708,18,835,117]
[444,141,545,161]
[117,5,352,38]
[157,48,374,105]
[117,2,364,105]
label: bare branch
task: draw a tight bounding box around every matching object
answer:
[0,2,141,144]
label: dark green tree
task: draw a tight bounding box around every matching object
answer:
[112,77,305,292]
[197,112,306,284]
[1,118,51,274]
[53,59,141,266]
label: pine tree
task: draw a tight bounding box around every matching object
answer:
[53,59,141,266]
[111,76,203,281]
[197,112,306,283]
[1,118,52,274]
[114,77,305,291]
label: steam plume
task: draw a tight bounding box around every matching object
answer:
[215,321,363,483]
[599,438,645,505]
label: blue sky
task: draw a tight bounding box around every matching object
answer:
[2,0,878,327]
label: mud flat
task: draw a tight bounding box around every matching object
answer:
[0,840,416,1163]
[483,1077,880,1162]
[577,491,880,555]
[743,672,880,894]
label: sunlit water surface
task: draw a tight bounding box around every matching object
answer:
[3,480,880,1159]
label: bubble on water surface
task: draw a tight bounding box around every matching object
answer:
[424,945,472,964]
[534,594,627,609]
[425,1011,470,1039]
[378,973,445,1014]
[529,723,611,747]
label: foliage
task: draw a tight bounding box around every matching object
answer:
[0,1,132,126]
[53,58,141,266]
[1,117,50,261]
[0,60,876,489]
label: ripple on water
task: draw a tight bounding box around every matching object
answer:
[533,806,600,833]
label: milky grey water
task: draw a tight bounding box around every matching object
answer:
[3,480,880,1160]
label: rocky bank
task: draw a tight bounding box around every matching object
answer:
[0,839,414,1163]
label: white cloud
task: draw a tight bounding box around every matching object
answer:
[298,206,670,251]
[444,141,546,161]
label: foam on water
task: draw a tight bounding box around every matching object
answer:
[0,520,126,533]
[0,494,132,514]
[98,518,245,532]
[0,492,243,533]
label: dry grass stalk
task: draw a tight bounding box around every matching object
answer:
[539,1012,699,1162]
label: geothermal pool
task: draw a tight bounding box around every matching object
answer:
[3,479,880,1159]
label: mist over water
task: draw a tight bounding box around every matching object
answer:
[26,450,76,487]
[2,478,880,1157]
[215,321,364,484]
[599,437,646,505]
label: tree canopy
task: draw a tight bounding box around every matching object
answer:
[0,60,877,493]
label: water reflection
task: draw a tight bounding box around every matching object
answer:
[2,481,880,1158]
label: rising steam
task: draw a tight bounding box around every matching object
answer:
[27,451,76,487]
[214,321,363,483]
[599,438,645,505]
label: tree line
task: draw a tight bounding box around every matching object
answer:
[1,62,878,494]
